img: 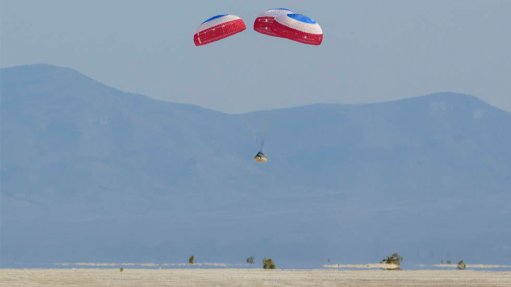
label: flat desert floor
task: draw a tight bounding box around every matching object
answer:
[1,269,511,287]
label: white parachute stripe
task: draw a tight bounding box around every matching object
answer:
[257,9,294,18]
[197,15,242,33]
[275,15,323,35]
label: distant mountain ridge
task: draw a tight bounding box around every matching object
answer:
[1,64,510,267]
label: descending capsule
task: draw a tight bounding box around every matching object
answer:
[254,151,268,163]
[194,14,246,46]
[253,8,294,37]
[273,13,323,45]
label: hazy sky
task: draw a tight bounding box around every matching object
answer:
[1,0,510,113]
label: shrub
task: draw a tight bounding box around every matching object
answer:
[246,256,255,265]
[262,258,276,269]
[381,253,403,270]
[381,253,403,265]
[457,260,466,270]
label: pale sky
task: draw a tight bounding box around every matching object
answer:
[1,0,510,113]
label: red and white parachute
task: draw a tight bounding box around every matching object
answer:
[254,8,323,45]
[193,14,246,46]
[194,9,323,46]
[253,8,294,37]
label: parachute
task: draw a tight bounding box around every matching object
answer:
[273,13,323,45]
[194,14,246,46]
[253,8,294,37]
[254,9,323,45]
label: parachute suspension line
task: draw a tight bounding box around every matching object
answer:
[255,112,271,153]
[257,138,265,153]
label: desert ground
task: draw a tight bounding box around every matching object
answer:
[1,269,511,287]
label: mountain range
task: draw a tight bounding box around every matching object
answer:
[1,64,510,267]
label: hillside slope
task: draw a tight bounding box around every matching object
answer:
[1,64,510,267]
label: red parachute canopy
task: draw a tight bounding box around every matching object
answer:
[253,8,294,38]
[194,14,246,46]
[254,9,323,45]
